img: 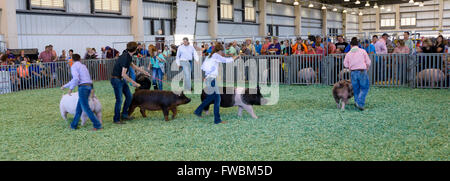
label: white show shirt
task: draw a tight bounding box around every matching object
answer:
[202,53,234,78]
[175,44,199,66]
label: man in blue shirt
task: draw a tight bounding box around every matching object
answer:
[363,40,376,55]
[255,40,262,55]
[267,37,282,55]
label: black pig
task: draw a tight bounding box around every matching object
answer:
[201,87,267,119]
[129,90,191,121]
[135,72,152,90]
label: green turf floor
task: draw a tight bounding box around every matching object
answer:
[0,81,448,160]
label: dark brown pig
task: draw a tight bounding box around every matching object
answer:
[128,90,191,121]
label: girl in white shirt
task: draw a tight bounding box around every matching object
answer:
[194,43,239,124]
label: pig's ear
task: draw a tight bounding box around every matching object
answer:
[180,91,184,96]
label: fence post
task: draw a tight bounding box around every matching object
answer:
[408,54,416,88]
[322,55,329,85]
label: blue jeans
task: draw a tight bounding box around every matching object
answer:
[111,78,133,122]
[194,78,222,124]
[152,67,163,90]
[351,70,370,108]
[71,85,102,129]
[180,61,192,91]
[128,67,136,86]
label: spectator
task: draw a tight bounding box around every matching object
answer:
[268,37,281,55]
[232,41,240,55]
[16,50,30,65]
[85,48,98,59]
[162,45,171,58]
[59,50,66,61]
[39,46,54,63]
[17,60,30,90]
[245,39,257,56]
[315,41,324,55]
[435,35,446,53]
[283,40,293,56]
[149,46,165,90]
[170,44,178,56]
[375,33,388,54]
[261,37,272,55]
[255,40,262,55]
[48,45,58,62]
[393,40,410,54]
[416,38,436,53]
[335,35,349,53]
[327,39,336,55]
[306,44,316,55]
[292,37,308,54]
[363,40,376,55]
[313,36,324,49]
[67,49,74,67]
[403,32,414,53]
[105,46,120,59]
[227,43,237,56]
[136,43,144,57]
[100,47,107,59]
[372,35,378,44]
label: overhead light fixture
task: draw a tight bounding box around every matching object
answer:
[414,2,420,5]
[374,3,378,9]
[351,11,356,15]
[276,0,282,2]
[309,3,314,8]
[359,11,363,16]
[419,2,424,7]
[365,1,370,7]
[322,5,327,10]
[380,5,385,10]
[333,7,338,11]
[355,0,361,5]
[343,9,347,13]
[409,0,415,4]
[387,7,391,12]
[344,0,350,2]
[293,1,299,6]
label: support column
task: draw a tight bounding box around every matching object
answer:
[439,0,444,30]
[395,4,400,31]
[322,9,327,36]
[0,0,18,48]
[358,13,363,33]
[375,7,380,32]
[342,12,347,36]
[294,4,302,36]
[208,0,218,39]
[130,0,144,42]
[259,0,267,36]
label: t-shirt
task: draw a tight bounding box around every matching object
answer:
[436,44,446,53]
[268,43,282,55]
[255,44,262,55]
[421,46,437,53]
[227,46,237,56]
[335,42,349,52]
[112,50,132,78]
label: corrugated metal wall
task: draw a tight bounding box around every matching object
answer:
[16,0,133,55]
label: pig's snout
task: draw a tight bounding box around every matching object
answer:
[185,98,191,104]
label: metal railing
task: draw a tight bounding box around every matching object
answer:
[1,53,448,94]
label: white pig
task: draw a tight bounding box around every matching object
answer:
[417,69,445,87]
[59,92,102,126]
[298,68,317,84]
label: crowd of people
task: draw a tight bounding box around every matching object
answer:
[1,32,449,92]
